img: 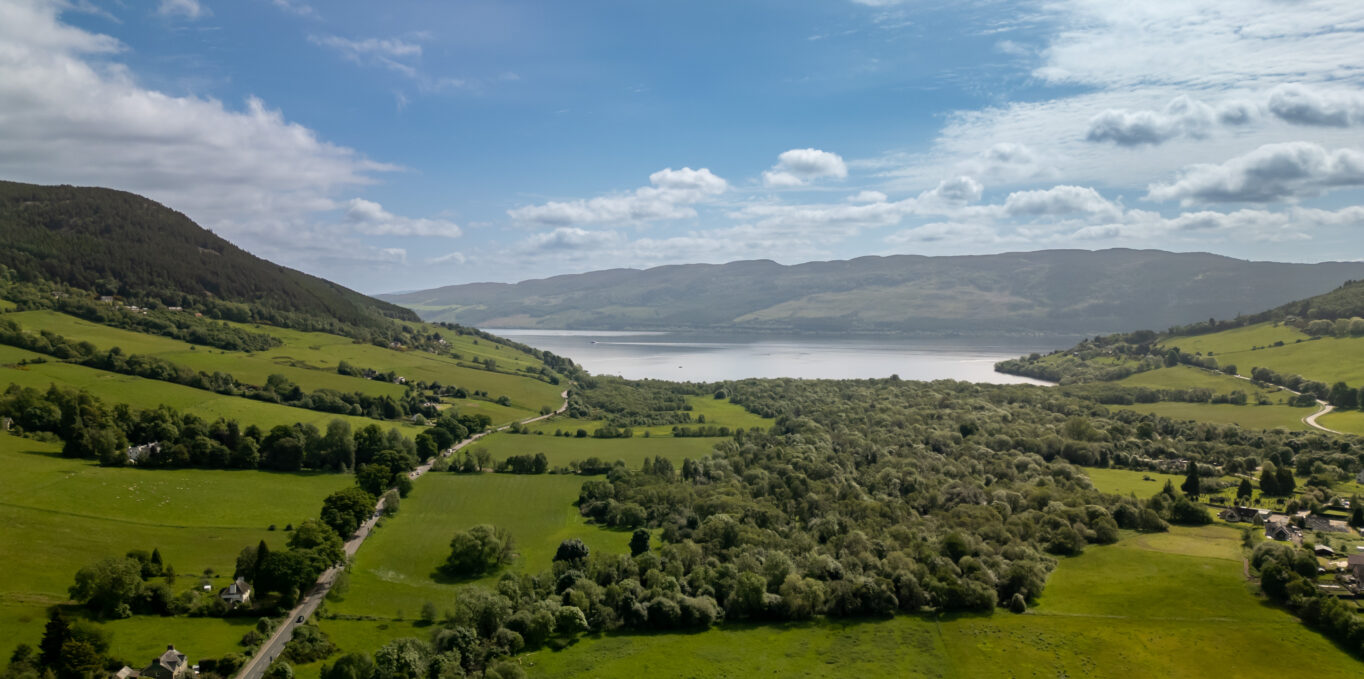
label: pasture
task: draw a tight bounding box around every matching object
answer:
[1319,409,1364,436]
[1114,402,1311,431]
[0,352,425,436]
[0,432,350,663]
[1083,467,1187,497]
[524,525,1364,678]
[4,310,408,399]
[330,473,630,620]
[476,429,721,468]
[1164,322,1364,386]
[1115,365,1281,400]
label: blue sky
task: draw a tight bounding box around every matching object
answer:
[2,0,1363,293]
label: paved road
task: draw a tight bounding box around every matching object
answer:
[236,390,569,678]
[1229,373,1339,435]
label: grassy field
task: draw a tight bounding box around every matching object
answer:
[523,525,1364,678]
[225,322,564,414]
[0,432,350,663]
[1083,467,1187,497]
[1115,365,1283,400]
[1163,322,1364,386]
[5,310,408,398]
[476,430,722,468]
[1115,402,1312,431]
[331,473,630,620]
[1319,409,1364,436]
[0,347,425,436]
[100,615,258,668]
[289,620,427,679]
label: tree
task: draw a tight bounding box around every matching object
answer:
[1236,477,1253,502]
[629,529,651,556]
[321,653,377,679]
[1351,504,1364,529]
[321,487,376,538]
[68,557,144,618]
[373,637,430,679]
[1180,460,1200,498]
[1328,381,1358,409]
[288,519,345,564]
[442,525,513,578]
[553,538,589,564]
[1259,462,1281,496]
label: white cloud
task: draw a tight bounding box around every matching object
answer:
[1266,84,1364,127]
[271,0,317,18]
[1085,95,1251,146]
[885,222,1004,245]
[508,167,728,226]
[429,251,467,265]
[0,0,399,274]
[847,190,887,203]
[919,176,983,206]
[342,198,462,237]
[1146,142,1364,204]
[157,0,206,20]
[519,227,622,253]
[762,148,848,187]
[1002,185,1121,219]
[308,34,422,77]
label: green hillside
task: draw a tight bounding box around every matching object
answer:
[384,249,1364,336]
[0,180,417,337]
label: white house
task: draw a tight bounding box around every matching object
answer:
[218,577,252,607]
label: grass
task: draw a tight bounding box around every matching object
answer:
[0,353,425,436]
[0,432,351,663]
[100,615,258,668]
[331,473,630,620]
[1163,322,1364,386]
[5,310,408,399]
[225,321,565,415]
[1114,402,1312,431]
[1319,409,1364,436]
[477,430,722,468]
[524,525,1364,678]
[289,620,426,679]
[1083,467,1187,497]
[1114,365,1281,399]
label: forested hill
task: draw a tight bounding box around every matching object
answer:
[0,180,418,333]
[383,250,1364,336]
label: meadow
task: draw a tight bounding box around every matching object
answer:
[522,525,1364,678]
[329,473,630,621]
[1319,409,1364,436]
[1163,322,1364,386]
[1114,365,1282,400]
[0,432,351,664]
[1082,467,1188,497]
[0,343,426,436]
[1114,402,1312,431]
[476,430,721,468]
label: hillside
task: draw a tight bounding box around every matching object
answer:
[0,180,418,336]
[383,250,1364,336]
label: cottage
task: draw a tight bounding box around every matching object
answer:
[139,645,190,679]
[1218,506,1269,524]
[1266,523,1294,541]
[99,296,115,304]
[1349,554,1364,582]
[1314,544,1338,557]
[218,577,252,607]
[126,442,162,465]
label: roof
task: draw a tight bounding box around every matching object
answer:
[158,646,186,669]
[1348,554,1364,566]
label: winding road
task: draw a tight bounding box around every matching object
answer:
[235,390,569,679]
[1228,373,1339,435]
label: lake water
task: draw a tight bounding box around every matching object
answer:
[488,329,1067,384]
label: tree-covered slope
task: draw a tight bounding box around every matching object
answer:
[385,250,1364,336]
[0,180,418,333]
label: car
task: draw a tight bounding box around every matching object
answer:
[296,616,305,623]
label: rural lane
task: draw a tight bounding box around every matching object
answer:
[1228,373,1340,435]
[235,389,569,679]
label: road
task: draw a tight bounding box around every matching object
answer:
[236,389,569,678]
[1228,373,1339,435]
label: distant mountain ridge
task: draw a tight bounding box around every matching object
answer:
[384,250,1364,337]
[0,180,418,332]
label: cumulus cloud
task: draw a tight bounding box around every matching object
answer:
[1085,95,1254,146]
[1146,142,1364,204]
[508,167,728,226]
[519,227,622,253]
[1002,185,1121,219]
[762,148,848,187]
[341,198,462,237]
[847,190,887,203]
[0,0,405,276]
[157,0,206,19]
[919,176,983,206]
[1266,84,1364,127]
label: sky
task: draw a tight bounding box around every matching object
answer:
[1,0,1363,294]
